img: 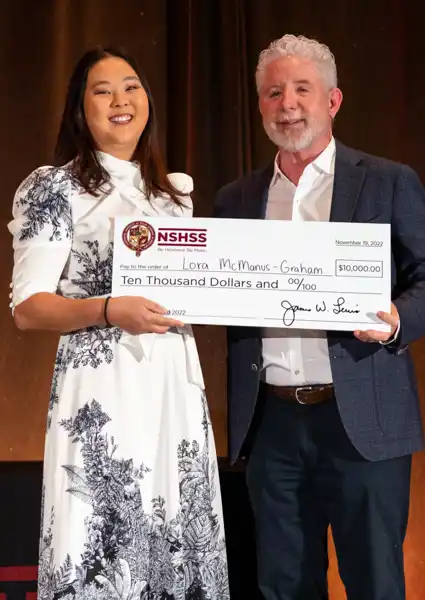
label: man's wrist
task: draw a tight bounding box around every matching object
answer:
[379,321,401,346]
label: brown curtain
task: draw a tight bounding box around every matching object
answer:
[1,1,425,597]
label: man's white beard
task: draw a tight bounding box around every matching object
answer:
[264,120,322,152]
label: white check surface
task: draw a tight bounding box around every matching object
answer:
[112,218,391,332]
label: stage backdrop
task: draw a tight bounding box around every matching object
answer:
[1,1,425,598]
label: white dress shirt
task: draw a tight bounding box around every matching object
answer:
[262,138,336,386]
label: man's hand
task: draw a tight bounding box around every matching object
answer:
[353,302,400,343]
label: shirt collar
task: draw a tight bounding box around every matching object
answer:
[270,136,336,186]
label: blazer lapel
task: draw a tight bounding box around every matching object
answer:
[330,141,366,223]
[246,144,366,224]
[242,164,274,219]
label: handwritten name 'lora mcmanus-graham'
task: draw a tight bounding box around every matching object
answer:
[181,257,323,275]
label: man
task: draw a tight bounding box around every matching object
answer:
[214,34,425,600]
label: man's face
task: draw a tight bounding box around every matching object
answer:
[258,55,342,152]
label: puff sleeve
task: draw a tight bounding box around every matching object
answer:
[8,166,73,310]
[168,172,194,216]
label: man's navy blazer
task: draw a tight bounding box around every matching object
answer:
[214,141,425,464]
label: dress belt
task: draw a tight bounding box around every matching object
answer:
[262,382,334,405]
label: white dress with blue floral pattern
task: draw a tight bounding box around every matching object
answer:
[9,152,229,600]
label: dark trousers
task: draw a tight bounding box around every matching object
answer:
[245,389,412,600]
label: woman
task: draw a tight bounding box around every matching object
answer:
[9,47,229,600]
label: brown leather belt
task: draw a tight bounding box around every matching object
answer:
[262,382,334,405]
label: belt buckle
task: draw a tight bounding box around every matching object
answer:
[295,386,313,404]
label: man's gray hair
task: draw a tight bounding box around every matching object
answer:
[256,34,338,92]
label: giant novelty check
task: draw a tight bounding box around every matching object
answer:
[112,217,391,332]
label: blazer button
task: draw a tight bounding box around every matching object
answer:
[251,363,258,371]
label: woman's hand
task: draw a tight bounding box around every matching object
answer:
[106,296,184,334]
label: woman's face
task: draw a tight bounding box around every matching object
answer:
[83,56,149,160]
